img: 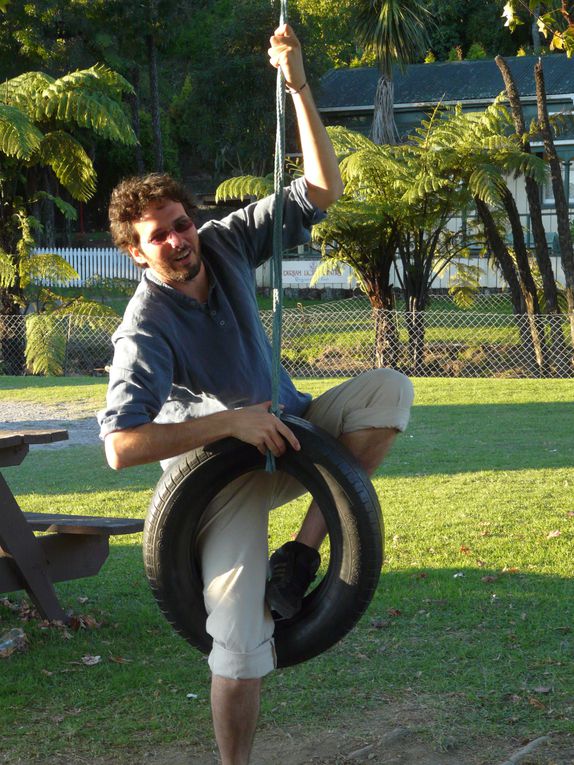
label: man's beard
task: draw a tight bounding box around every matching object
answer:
[169,258,202,283]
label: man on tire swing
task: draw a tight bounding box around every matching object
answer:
[99,24,413,765]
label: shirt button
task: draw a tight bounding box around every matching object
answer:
[219,320,225,326]
[210,310,216,317]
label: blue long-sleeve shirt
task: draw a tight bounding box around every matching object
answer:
[97,177,324,439]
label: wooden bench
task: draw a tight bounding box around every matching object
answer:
[0,428,144,623]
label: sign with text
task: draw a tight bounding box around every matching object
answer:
[270,260,357,288]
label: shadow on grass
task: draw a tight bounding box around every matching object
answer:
[3,400,573,505]
[1,551,572,755]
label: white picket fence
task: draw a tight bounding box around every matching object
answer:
[35,248,141,287]
[35,247,566,291]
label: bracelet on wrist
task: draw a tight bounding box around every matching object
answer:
[285,80,307,95]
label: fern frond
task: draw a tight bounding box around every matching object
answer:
[325,125,375,158]
[402,174,449,204]
[0,103,43,158]
[52,297,119,321]
[39,86,136,144]
[25,314,66,375]
[33,191,77,220]
[448,262,483,308]
[37,131,97,201]
[1,72,55,111]
[468,166,506,206]
[215,174,274,202]
[26,252,79,284]
[0,249,17,288]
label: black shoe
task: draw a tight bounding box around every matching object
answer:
[266,541,321,619]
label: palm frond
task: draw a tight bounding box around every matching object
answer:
[40,86,136,145]
[215,174,274,202]
[402,174,450,204]
[468,166,507,206]
[0,103,43,158]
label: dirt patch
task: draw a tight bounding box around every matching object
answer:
[15,705,571,765]
[0,400,100,447]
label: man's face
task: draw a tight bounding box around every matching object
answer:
[128,200,202,286]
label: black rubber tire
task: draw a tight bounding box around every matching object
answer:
[143,415,384,668]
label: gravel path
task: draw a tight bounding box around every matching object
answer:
[0,400,101,447]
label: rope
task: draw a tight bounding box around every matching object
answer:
[266,0,289,472]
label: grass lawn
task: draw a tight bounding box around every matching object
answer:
[0,377,573,762]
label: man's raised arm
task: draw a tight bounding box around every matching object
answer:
[268,24,344,211]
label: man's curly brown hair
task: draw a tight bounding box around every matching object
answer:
[109,173,198,253]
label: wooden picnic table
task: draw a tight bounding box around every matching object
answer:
[0,428,144,622]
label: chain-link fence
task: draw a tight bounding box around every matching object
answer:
[1,295,573,378]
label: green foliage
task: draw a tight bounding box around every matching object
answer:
[24,314,67,375]
[37,131,96,201]
[0,60,137,324]
[448,262,484,308]
[429,0,529,60]
[466,42,488,59]
[504,0,574,56]
[215,174,275,203]
[354,0,432,75]
[0,248,16,288]
[0,103,43,158]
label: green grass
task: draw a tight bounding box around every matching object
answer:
[0,377,573,761]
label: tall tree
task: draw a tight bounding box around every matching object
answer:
[534,58,574,346]
[354,0,431,144]
[494,54,565,358]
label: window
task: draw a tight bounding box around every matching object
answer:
[542,161,574,206]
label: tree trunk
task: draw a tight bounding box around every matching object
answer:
[405,297,425,375]
[367,280,399,368]
[371,73,399,146]
[500,186,546,370]
[474,197,540,374]
[495,55,559,315]
[129,66,145,174]
[531,6,542,54]
[535,59,574,346]
[42,169,56,248]
[147,31,164,172]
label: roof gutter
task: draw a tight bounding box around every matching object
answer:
[318,93,574,114]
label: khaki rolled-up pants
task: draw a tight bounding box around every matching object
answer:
[193,369,414,679]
